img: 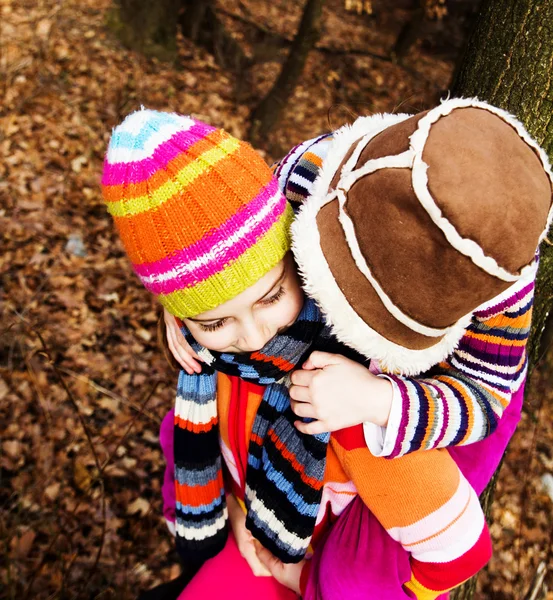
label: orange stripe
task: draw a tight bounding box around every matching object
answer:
[402,490,472,548]
[251,432,263,445]
[268,429,323,490]
[485,308,532,330]
[463,330,527,347]
[250,351,295,372]
[103,129,228,203]
[175,478,222,507]
[419,386,436,450]
[113,145,273,264]
[175,414,217,433]
[302,151,324,167]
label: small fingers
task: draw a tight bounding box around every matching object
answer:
[290,400,317,420]
[289,384,311,403]
[239,543,272,577]
[255,543,281,576]
[290,369,317,386]
[295,420,330,435]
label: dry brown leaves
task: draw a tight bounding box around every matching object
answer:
[2,0,550,597]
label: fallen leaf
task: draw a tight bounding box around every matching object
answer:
[11,529,36,558]
[127,497,151,517]
[45,482,61,501]
[3,440,20,458]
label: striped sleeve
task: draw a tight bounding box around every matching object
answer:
[271,133,334,209]
[380,276,534,458]
[331,427,492,599]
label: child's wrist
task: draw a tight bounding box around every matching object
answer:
[367,376,393,427]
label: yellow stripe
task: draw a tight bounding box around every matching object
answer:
[404,575,456,600]
[158,206,293,318]
[106,136,241,218]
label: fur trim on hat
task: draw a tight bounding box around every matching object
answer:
[307,112,412,214]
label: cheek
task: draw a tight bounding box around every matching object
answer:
[277,287,305,326]
[188,326,236,352]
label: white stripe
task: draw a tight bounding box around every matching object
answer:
[460,384,488,445]
[449,356,523,394]
[423,382,446,449]
[315,481,357,525]
[400,379,422,455]
[387,475,485,562]
[451,350,524,377]
[107,116,196,164]
[245,486,312,552]
[175,396,217,424]
[176,508,228,541]
[407,492,486,563]
[288,170,316,191]
[140,189,283,285]
[277,137,321,191]
[440,380,464,447]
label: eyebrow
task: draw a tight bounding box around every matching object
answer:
[188,264,287,323]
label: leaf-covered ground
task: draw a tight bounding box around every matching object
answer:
[1,0,552,598]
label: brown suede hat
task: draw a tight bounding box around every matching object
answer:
[291,98,553,375]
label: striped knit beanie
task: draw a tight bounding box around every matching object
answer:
[101,109,294,317]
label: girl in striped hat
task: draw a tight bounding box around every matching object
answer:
[103,104,550,600]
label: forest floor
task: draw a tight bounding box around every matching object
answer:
[1,0,552,598]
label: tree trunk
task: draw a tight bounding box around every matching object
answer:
[249,0,326,145]
[179,0,250,75]
[391,4,426,61]
[109,0,180,61]
[450,1,553,597]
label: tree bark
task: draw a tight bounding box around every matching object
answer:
[391,4,426,61]
[109,0,180,62]
[450,1,553,597]
[249,0,326,145]
[179,0,250,75]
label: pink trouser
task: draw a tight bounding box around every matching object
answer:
[162,383,525,600]
[176,531,298,600]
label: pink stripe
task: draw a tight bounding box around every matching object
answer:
[101,121,216,186]
[136,182,286,295]
[475,281,534,318]
[389,376,411,459]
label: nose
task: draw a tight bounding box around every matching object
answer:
[238,317,272,353]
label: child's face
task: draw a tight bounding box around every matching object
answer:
[184,253,304,353]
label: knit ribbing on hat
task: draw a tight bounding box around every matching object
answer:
[102,109,293,317]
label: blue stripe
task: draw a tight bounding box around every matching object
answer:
[111,112,183,150]
[175,458,222,486]
[262,450,320,517]
[176,513,225,530]
[176,491,225,516]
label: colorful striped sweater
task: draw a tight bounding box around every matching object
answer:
[217,373,492,599]
[273,133,534,458]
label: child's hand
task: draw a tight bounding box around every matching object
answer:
[163,308,204,374]
[227,494,271,578]
[289,351,393,435]
[255,542,304,594]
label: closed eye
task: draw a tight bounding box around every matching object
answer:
[258,286,286,306]
[198,318,228,332]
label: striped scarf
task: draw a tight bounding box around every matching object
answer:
[174,297,365,564]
